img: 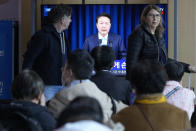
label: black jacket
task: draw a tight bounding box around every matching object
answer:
[91,71,131,105]
[22,24,70,85]
[0,101,56,131]
[126,24,189,79]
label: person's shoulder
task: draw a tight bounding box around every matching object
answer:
[78,80,97,88]
[133,25,145,33]
[32,25,54,38]
[85,34,98,40]
[128,24,146,38]
[109,33,122,38]
[116,77,130,84]
[181,87,195,97]
[161,102,188,113]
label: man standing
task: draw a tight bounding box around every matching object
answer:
[83,13,126,60]
[22,5,72,101]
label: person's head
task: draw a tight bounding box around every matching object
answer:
[57,96,104,128]
[140,5,164,37]
[129,60,168,95]
[48,4,72,30]
[96,13,111,37]
[90,46,115,72]
[11,70,44,102]
[62,49,94,86]
[165,61,184,82]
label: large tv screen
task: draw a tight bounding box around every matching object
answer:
[42,4,168,50]
[41,4,168,76]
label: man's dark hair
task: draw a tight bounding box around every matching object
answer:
[48,4,72,24]
[57,96,103,127]
[129,60,168,95]
[11,70,44,101]
[66,49,94,79]
[96,13,111,23]
[165,61,184,82]
[91,46,115,71]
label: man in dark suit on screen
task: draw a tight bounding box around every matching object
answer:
[83,13,126,60]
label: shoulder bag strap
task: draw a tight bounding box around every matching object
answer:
[165,86,181,98]
[136,104,156,131]
[107,94,117,115]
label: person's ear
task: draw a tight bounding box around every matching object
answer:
[61,17,65,24]
[110,61,115,69]
[67,68,73,76]
[96,23,98,28]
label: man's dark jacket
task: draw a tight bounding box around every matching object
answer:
[83,33,127,59]
[22,24,70,85]
[91,71,131,105]
[0,101,56,131]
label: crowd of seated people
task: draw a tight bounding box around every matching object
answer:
[112,60,191,131]
[1,48,196,131]
[47,49,127,122]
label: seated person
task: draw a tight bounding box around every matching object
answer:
[0,70,56,131]
[83,13,126,59]
[163,61,195,119]
[55,96,112,131]
[48,49,127,122]
[112,60,191,131]
[90,46,131,104]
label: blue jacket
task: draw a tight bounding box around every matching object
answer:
[83,33,127,59]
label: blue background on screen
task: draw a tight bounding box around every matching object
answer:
[41,4,168,51]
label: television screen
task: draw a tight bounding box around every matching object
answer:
[41,4,168,76]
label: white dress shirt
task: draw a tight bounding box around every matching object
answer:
[98,33,108,46]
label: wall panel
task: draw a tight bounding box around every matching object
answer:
[128,0,167,4]
[167,0,174,58]
[85,0,124,4]
[178,0,196,88]
[21,0,31,58]
[42,0,82,4]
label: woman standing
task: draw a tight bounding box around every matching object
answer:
[126,5,196,80]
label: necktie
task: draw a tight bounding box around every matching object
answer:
[101,37,107,46]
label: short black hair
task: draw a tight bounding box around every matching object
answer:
[130,60,168,95]
[96,13,111,23]
[48,4,72,24]
[11,70,44,101]
[57,96,103,127]
[165,61,184,82]
[91,46,115,71]
[66,49,94,79]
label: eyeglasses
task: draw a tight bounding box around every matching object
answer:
[147,13,161,19]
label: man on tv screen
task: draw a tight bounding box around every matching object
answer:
[83,13,127,60]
